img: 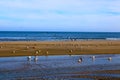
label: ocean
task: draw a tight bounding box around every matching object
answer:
[0,31,120,41]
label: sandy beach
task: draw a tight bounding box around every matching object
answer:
[0,40,120,57]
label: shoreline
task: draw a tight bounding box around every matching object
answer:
[0,40,120,57]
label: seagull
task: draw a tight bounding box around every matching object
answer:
[78,57,82,63]
[108,57,112,61]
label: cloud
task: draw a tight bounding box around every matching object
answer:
[0,0,120,31]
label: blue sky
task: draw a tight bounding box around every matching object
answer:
[0,0,120,32]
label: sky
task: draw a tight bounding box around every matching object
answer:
[0,0,120,32]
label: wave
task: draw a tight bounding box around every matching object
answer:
[106,38,120,40]
[0,37,120,41]
[0,37,35,41]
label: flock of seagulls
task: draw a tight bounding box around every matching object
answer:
[78,56,112,63]
[26,55,113,63]
[21,48,113,62]
[0,46,113,62]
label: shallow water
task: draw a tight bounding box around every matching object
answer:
[0,54,120,80]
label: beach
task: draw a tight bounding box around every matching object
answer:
[0,40,120,80]
[0,40,120,57]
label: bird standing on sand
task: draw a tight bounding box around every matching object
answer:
[38,50,41,53]
[69,50,73,56]
[70,50,73,53]
[0,46,2,48]
[35,51,39,55]
[13,50,16,53]
[26,46,29,49]
[46,51,48,56]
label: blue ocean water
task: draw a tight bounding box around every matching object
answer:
[0,31,120,41]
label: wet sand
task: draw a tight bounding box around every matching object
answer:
[0,40,120,57]
[0,55,120,80]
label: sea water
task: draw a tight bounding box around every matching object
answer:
[0,31,120,41]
